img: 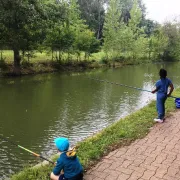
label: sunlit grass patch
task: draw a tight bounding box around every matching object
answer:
[0,50,106,63]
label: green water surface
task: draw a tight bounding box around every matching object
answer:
[0,62,180,179]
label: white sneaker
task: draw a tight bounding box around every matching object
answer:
[154,118,164,123]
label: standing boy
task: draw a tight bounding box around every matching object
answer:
[50,137,83,180]
[151,68,174,123]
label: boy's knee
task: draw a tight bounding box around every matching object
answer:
[50,172,53,180]
[50,172,59,180]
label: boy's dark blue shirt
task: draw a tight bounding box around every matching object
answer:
[53,152,83,179]
[155,78,172,95]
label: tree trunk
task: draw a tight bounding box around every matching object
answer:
[13,49,21,75]
[59,50,61,61]
[56,51,58,61]
[51,48,54,61]
[113,60,115,68]
[149,51,151,61]
[67,52,70,62]
[96,0,101,39]
[27,51,30,62]
[0,51,2,61]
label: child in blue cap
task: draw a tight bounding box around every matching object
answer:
[50,137,83,180]
[151,68,174,123]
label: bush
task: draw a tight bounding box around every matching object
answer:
[21,60,33,68]
[100,56,109,64]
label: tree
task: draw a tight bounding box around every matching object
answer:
[45,0,100,61]
[44,0,73,61]
[103,0,147,63]
[162,20,180,61]
[103,0,123,62]
[128,0,142,33]
[77,0,106,39]
[74,29,100,60]
[0,0,46,74]
[150,27,169,61]
[115,0,146,24]
[141,19,158,37]
[127,0,148,61]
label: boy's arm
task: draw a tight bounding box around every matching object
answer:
[151,81,159,94]
[52,158,64,176]
[167,83,174,97]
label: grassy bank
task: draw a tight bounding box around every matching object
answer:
[10,90,180,180]
[0,50,107,63]
[0,60,106,77]
[0,50,146,76]
[0,50,107,76]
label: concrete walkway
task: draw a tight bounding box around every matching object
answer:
[84,110,180,180]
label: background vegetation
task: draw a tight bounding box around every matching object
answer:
[0,0,180,75]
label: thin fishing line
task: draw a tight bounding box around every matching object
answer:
[89,77,179,99]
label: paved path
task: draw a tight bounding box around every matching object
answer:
[84,110,180,180]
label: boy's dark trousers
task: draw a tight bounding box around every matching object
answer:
[59,173,83,180]
[156,93,167,119]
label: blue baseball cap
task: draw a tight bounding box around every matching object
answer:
[54,137,69,151]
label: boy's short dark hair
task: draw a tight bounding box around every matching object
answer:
[159,69,167,78]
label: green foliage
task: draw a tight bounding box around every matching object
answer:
[70,0,100,58]
[74,29,100,59]
[77,0,106,39]
[128,0,142,33]
[0,0,47,73]
[162,20,180,61]
[103,0,124,61]
[103,0,149,63]
[11,164,54,180]
[44,0,100,61]
[127,0,148,61]
[150,27,169,61]
[43,0,74,61]
[141,19,158,37]
[0,0,179,72]
[102,0,175,63]
[0,0,100,71]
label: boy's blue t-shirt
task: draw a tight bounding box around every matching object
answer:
[155,78,172,95]
[53,152,83,179]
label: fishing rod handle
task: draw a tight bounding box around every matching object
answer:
[40,155,55,165]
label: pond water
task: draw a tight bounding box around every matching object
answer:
[0,62,180,179]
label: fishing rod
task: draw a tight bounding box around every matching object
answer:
[0,135,55,165]
[89,77,179,99]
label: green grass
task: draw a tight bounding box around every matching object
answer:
[1,50,56,63]
[0,50,105,63]
[0,50,142,76]
[90,51,106,62]
[0,50,108,76]
[11,165,54,180]
[10,90,180,180]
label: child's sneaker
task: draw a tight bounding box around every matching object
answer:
[154,118,164,123]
